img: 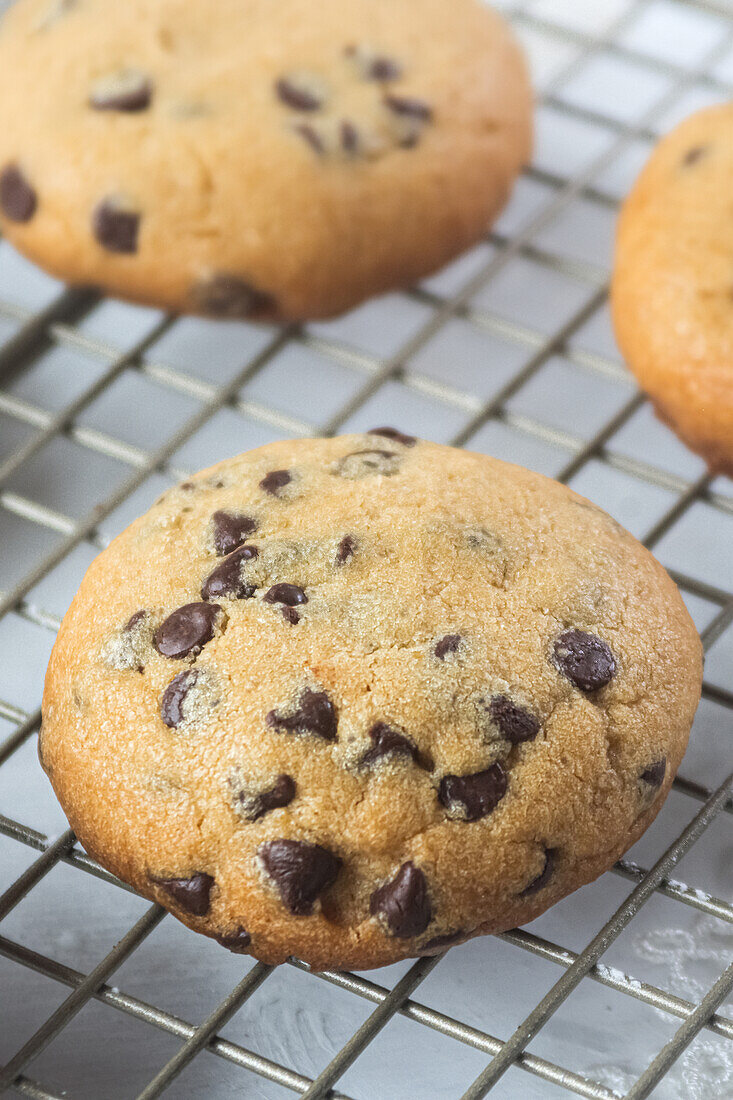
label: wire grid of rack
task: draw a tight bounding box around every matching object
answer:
[0,0,731,1097]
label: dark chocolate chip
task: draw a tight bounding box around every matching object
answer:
[276,76,324,111]
[90,70,152,111]
[682,145,707,166]
[438,763,507,822]
[259,469,292,496]
[180,481,196,491]
[0,165,37,223]
[293,122,326,155]
[263,582,307,607]
[124,609,147,632]
[201,545,259,600]
[361,722,417,766]
[640,758,666,788]
[234,774,297,821]
[368,426,417,446]
[267,688,337,741]
[161,669,199,728]
[258,839,342,915]
[215,927,252,953]
[282,606,300,625]
[384,94,433,121]
[154,871,214,915]
[192,274,276,319]
[420,930,467,953]
[340,119,359,153]
[334,449,400,479]
[336,534,357,564]
[154,602,221,659]
[553,629,616,692]
[434,634,461,660]
[211,510,258,555]
[92,199,140,253]
[370,861,432,938]
[345,45,403,82]
[488,695,540,744]
[521,849,556,896]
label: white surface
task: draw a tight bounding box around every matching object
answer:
[0,1,731,1098]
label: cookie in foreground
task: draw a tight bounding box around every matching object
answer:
[40,433,702,970]
[612,103,733,474]
[0,0,531,321]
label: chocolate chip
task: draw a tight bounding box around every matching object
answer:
[154,602,222,659]
[336,534,357,565]
[640,758,666,789]
[201,545,259,600]
[438,763,507,822]
[361,722,417,766]
[334,450,400,479]
[553,629,616,692]
[0,165,37,222]
[153,871,214,916]
[215,927,252,953]
[263,583,307,607]
[92,198,140,253]
[232,774,296,821]
[211,510,258,555]
[682,145,707,166]
[384,94,433,121]
[124,609,147,632]
[267,688,337,741]
[192,274,276,319]
[340,119,359,153]
[180,481,196,491]
[420,930,467,953]
[521,849,556,896]
[260,469,292,496]
[488,695,540,744]
[161,669,199,728]
[370,861,432,938]
[258,839,342,915]
[368,426,417,446]
[282,606,300,625]
[345,45,403,82]
[293,122,326,155]
[276,75,325,111]
[434,634,461,660]
[90,69,152,111]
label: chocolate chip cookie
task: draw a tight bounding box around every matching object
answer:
[612,103,733,474]
[0,0,531,321]
[40,433,702,970]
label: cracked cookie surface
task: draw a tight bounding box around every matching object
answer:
[40,433,701,969]
[0,0,531,321]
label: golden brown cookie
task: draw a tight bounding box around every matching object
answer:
[40,433,702,970]
[0,0,531,321]
[612,103,733,474]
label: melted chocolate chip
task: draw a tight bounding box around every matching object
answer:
[438,763,507,822]
[93,199,140,253]
[153,871,214,915]
[260,469,292,496]
[90,70,152,111]
[521,849,556,896]
[334,450,400,479]
[276,75,325,111]
[161,669,199,728]
[233,774,296,821]
[267,689,337,741]
[211,511,258,555]
[370,862,432,938]
[640,759,666,789]
[293,122,326,155]
[420,930,467,953]
[434,634,461,660]
[488,695,540,744]
[201,545,259,600]
[368,426,417,446]
[192,274,276,319]
[154,602,221,659]
[361,722,417,766]
[384,94,433,121]
[682,145,707,166]
[553,629,616,692]
[258,839,341,915]
[215,927,252,953]
[0,165,37,222]
[263,583,307,607]
[336,534,357,564]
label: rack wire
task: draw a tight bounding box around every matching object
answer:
[0,0,731,1097]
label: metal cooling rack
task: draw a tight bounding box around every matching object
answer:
[0,0,731,1097]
